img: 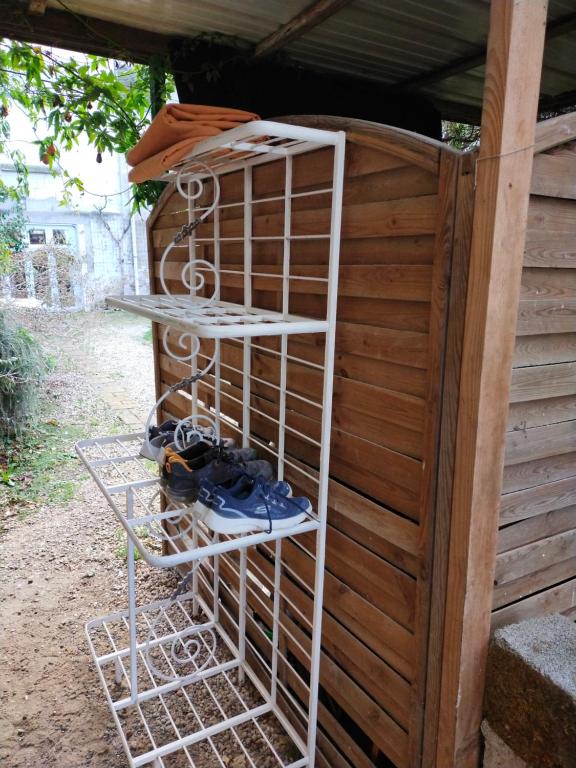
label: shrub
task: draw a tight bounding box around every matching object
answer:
[0,310,47,435]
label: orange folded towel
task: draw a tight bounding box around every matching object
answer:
[128,133,224,183]
[126,103,260,169]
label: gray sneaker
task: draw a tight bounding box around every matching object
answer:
[161,442,269,504]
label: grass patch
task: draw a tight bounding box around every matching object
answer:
[0,420,86,516]
[142,326,153,344]
[114,525,157,562]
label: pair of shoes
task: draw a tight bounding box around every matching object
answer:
[160,439,273,505]
[140,420,234,463]
[195,473,311,534]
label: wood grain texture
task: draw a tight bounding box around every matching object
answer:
[422,154,475,768]
[531,147,576,199]
[491,578,576,629]
[524,196,576,267]
[435,2,548,766]
[534,111,576,154]
[500,474,576,524]
[410,150,460,766]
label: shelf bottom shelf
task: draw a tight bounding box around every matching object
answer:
[86,596,308,768]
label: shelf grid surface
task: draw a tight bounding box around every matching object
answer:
[106,296,329,339]
[82,120,346,768]
[87,594,306,768]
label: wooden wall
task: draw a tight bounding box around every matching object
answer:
[147,121,466,768]
[493,140,576,629]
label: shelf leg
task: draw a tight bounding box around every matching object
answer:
[238,547,247,685]
[271,539,282,704]
[126,488,139,706]
[192,521,199,617]
[213,533,220,623]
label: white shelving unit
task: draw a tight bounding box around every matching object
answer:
[78,121,346,768]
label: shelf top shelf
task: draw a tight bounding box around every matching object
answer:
[107,295,328,338]
[156,119,346,182]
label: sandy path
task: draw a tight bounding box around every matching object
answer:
[0,310,177,768]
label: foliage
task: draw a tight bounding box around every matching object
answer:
[442,120,480,150]
[0,419,83,513]
[0,309,47,435]
[0,199,27,274]
[0,39,172,211]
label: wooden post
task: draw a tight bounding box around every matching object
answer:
[435,1,548,766]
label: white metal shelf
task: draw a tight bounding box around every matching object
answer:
[82,119,346,768]
[106,296,328,339]
[87,593,306,768]
[75,432,319,569]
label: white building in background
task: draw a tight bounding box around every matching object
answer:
[0,98,149,308]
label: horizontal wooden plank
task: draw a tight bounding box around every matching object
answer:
[516,299,576,335]
[493,557,576,610]
[507,394,576,431]
[287,615,410,768]
[343,164,437,205]
[338,322,429,370]
[323,526,416,630]
[534,113,576,155]
[154,194,439,245]
[497,504,576,552]
[510,362,576,402]
[158,262,434,302]
[491,578,576,629]
[502,451,576,494]
[334,377,425,434]
[505,420,576,466]
[155,232,437,266]
[494,528,576,586]
[281,538,416,681]
[530,150,576,199]
[246,544,413,730]
[524,196,576,268]
[513,333,576,367]
[520,267,576,299]
[500,474,576,524]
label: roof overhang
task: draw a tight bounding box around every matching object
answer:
[2,0,576,124]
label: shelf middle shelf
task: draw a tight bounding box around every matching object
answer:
[75,432,320,569]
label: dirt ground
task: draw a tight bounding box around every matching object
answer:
[0,309,180,768]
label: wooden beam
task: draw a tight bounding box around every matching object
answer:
[0,6,170,63]
[253,0,354,58]
[434,2,548,767]
[397,8,574,93]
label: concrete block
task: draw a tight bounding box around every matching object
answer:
[482,721,529,768]
[485,613,576,768]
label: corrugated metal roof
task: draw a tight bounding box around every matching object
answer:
[46,0,576,120]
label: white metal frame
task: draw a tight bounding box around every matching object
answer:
[79,121,346,768]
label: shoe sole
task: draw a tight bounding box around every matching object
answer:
[196,502,308,534]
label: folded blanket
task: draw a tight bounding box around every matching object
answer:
[126,103,260,168]
[128,133,222,182]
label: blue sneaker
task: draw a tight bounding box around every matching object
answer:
[197,476,311,534]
